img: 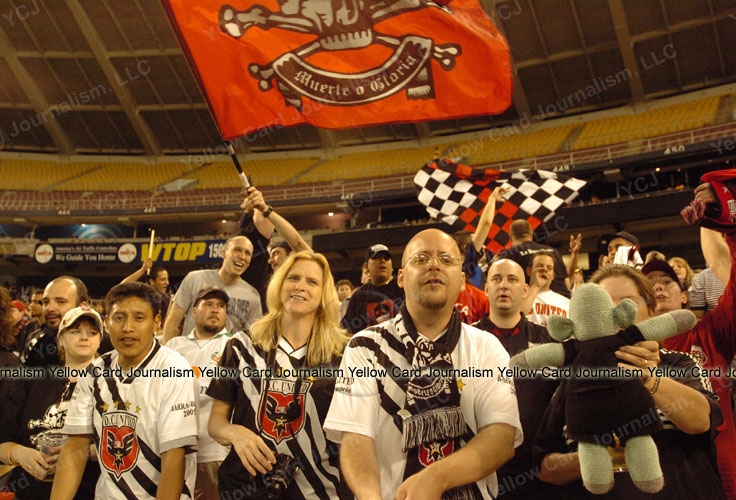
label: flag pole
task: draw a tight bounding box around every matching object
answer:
[147,229,155,276]
[225,141,251,190]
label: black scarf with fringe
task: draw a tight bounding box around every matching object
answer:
[398,305,477,500]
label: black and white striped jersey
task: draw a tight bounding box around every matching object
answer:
[207,332,343,500]
[64,341,199,500]
[324,314,523,500]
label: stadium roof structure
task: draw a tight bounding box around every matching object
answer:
[0,0,735,157]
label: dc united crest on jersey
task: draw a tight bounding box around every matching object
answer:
[419,439,454,467]
[258,379,310,444]
[101,411,140,479]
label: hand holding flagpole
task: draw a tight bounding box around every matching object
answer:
[147,229,155,276]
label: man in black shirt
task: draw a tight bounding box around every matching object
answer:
[495,220,570,298]
[341,244,405,334]
[474,258,561,499]
[21,275,88,366]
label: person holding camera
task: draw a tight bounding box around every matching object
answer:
[207,251,349,499]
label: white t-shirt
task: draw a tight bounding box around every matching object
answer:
[323,315,522,500]
[527,290,570,327]
[167,328,234,463]
[173,269,262,335]
[64,341,199,500]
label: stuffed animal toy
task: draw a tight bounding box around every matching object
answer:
[510,283,696,494]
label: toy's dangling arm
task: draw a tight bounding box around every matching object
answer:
[510,343,566,369]
[637,309,697,343]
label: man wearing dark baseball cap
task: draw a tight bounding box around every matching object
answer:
[605,230,640,265]
[642,259,688,315]
[192,285,230,309]
[341,244,405,334]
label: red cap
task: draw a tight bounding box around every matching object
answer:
[10,300,25,314]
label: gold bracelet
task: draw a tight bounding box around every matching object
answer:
[7,443,21,466]
[649,376,662,395]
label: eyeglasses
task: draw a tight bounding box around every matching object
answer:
[406,252,461,267]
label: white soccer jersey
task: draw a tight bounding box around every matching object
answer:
[324,315,523,500]
[64,341,199,500]
[207,333,342,500]
[167,328,233,463]
[527,290,570,327]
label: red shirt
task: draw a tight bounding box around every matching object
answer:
[455,283,490,324]
[663,232,736,499]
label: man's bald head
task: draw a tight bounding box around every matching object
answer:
[398,229,464,315]
[46,276,88,304]
[486,259,528,316]
[221,235,254,277]
[402,229,461,266]
[488,259,525,281]
[42,276,88,329]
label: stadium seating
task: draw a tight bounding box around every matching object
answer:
[181,157,320,188]
[0,94,728,199]
[573,96,720,150]
[55,162,190,191]
[1,159,93,190]
[461,124,574,165]
[298,146,438,184]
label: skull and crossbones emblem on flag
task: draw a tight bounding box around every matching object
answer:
[218,0,462,109]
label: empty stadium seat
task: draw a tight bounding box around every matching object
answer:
[183,158,320,188]
[297,146,438,184]
[573,96,720,150]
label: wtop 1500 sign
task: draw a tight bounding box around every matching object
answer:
[34,239,228,264]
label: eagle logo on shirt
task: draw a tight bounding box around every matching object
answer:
[101,412,140,479]
[418,440,454,466]
[258,379,311,444]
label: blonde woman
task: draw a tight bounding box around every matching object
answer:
[0,307,101,499]
[208,251,349,500]
[668,257,695,289]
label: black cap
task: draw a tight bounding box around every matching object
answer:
[641,260,684,290]
[613,231,639,247]
[365,244,391,262]
[597,231,640,254]
[194,285,230,306]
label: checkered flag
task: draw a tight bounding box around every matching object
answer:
[414,159,586,253]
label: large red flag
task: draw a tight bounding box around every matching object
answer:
[161,0,512,139]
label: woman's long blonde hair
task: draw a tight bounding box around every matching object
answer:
[668,257,694,289]
[250,251,348,366]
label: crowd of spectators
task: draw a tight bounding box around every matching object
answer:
[0,173,734,500]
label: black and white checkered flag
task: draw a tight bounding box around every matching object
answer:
[415,160,586,253]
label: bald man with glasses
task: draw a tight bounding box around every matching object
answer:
[325,228,522,500]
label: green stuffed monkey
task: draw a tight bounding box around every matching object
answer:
[510,283,696,494]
